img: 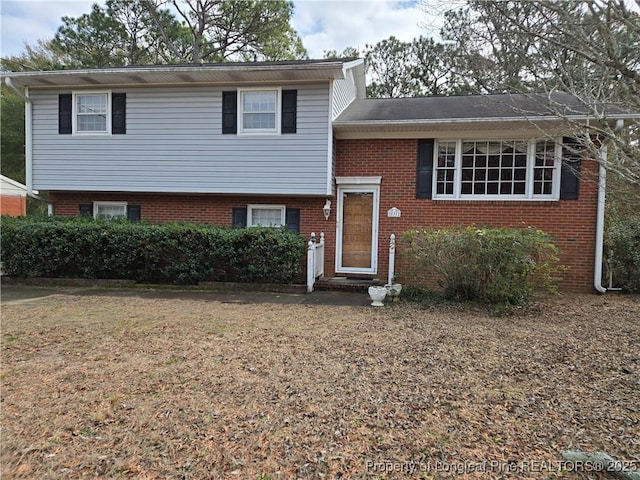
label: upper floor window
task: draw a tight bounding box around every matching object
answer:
[239,89,280,134]
[434,139,561,200]
[74,92,111,134]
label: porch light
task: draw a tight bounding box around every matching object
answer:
[323,199,331,220]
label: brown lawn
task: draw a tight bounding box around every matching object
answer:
[1,292,639,479]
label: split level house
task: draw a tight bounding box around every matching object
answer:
[3,58,637,292]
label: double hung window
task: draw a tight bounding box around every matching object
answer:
[74,93,110,134]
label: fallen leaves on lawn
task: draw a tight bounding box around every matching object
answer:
[1,293,639,479]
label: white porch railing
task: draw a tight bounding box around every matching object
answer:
[306,232,325,293]
[388,233,396,285]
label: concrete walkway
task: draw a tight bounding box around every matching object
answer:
[0,283,373,307]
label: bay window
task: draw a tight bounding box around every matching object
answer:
[434,139,562,200]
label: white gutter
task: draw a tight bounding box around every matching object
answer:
[4,77,30,102]
[4,78,34,196]
[333,114,640,127]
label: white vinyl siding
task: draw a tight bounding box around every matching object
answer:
[434,139,561,200]
[332,69,357,119]
[30,84,330,195]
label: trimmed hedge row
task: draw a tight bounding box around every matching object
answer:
[402,226,563,305]
[0,216,306,285]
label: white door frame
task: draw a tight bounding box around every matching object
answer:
[335,176,381,274]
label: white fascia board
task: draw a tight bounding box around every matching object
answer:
[0,175,27,191]
[1,61,349,88]
[341,59,366,99]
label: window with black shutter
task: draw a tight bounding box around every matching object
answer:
[112,93,126,134]
[416,139,435,199]
[560,137,581,200]
[222,91,238,134]
[281,90,297,134]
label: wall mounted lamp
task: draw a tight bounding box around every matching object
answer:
[323,199,331,220]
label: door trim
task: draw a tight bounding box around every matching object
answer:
[335,177,381,274]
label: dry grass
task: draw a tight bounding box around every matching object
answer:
[1,293,639,479]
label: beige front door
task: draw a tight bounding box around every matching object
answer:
[341,192,373,269]
[336,180,380,274]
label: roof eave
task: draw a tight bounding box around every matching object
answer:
[2,61,349,88]
[333,114,640,127]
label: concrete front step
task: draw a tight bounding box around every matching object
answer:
[313,277,382,293]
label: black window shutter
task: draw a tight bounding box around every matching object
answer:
[285,208,300,233]
[281,90,297,134]
[127,204,141,222]
[112,93,126,134]
[222,91,237,134]
[232,207,247,227]
[416,139,435,199]
[560,137,581,200]
[59,94,72,134]
[79,204,93,216]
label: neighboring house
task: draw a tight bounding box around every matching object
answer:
[3,59,637,292]
[0,175,27,216]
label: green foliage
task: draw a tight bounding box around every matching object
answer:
[0,216,306,285]
[608,216,640,292]
[365,36,451,97]
[402,226,563,305]
[0,85,25,184]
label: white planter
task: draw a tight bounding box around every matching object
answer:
[385,283,402,302]
[368,286,387,307]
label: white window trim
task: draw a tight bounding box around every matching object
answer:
[432,138,562,201]
[94,201,127,219]
[237,87,281,136]
[72,91,112,135]
[247,204,286,227]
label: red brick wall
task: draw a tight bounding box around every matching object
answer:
[1,195,27,216]
[335,138,599,292]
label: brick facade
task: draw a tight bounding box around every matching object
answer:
[49,138,600,292]
[1,195,27,216]
[335,139,599,292]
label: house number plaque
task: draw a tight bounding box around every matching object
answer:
[387,207,401,218]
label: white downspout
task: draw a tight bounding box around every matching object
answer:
[4,78,50,213]
[4,78,33,194]
[594,120,625,293]
[594,145,607,293]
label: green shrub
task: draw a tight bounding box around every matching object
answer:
[608,216,640,292]
[0,216,306,284]
[402,226,563,305]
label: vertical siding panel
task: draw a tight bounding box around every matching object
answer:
[332,68,357,119]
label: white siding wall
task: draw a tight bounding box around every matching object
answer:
[332,68,357,119]
[31,83,331,195]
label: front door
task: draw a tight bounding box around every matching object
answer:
[336,182,380,274]
[342,192,373,268]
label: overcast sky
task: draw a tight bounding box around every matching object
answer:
[0,0,444,61]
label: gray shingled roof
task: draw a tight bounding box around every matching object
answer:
[334,92,634,123]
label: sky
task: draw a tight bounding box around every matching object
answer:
[0,0,445,61]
